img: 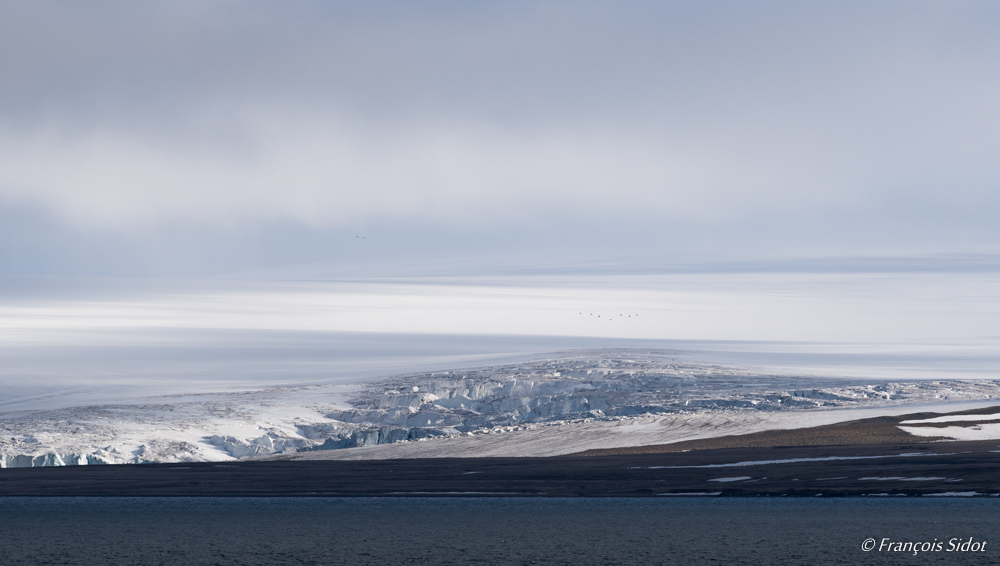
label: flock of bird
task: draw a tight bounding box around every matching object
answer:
[579,312,639,321]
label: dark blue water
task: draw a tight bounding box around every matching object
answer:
[0,497,996,565]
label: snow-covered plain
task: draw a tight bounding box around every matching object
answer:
[3,349,1000,466]
[898,416,1000,441]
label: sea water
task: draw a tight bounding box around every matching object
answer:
[0,497,996,565]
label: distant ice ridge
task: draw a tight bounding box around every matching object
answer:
[2,349,999,466]
[326,351,1000,442]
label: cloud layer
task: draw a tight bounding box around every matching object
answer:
[2,1,1000,273]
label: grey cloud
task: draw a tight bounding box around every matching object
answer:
[4,2,997,128]
[1,1,1000,274]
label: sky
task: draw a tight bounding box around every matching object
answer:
[2,2,1000,409]
[2,1,1000,277]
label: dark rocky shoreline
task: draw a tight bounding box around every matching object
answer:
[1,438,998,497]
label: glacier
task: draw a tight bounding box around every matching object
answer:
[1,349,999,466]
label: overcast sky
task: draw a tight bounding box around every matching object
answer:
[2,1,1000,277]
